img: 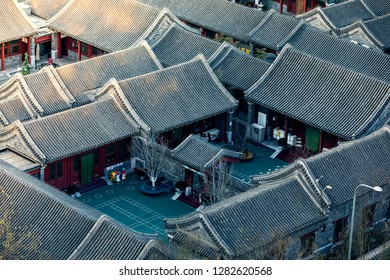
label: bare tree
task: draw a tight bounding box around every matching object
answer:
[131,135,169,188]
[203,160,236,205]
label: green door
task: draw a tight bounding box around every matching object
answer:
[81,153,94,184]
[305,126,320,153]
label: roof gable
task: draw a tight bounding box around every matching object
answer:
[321,0,375,28]
[98,57,237,134]
[245,46,390,139]
[55,42,163,104]
[172,134,241,171]
[22,98,137,163]
[139,0,267,42]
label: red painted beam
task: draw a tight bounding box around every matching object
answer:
[1,43,4,71]
[77,41,81,61]
[27,36,31,63]
[57,33,62,59]
[35,35,52,44]
[280,0,283,14]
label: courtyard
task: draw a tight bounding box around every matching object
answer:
[76,173,195,237]
[230,142,288,182]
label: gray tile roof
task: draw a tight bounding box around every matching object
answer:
[27,0,71,20]
[68,216,156,260]
[209,43,270,91]
[23,98,137,163]
[247,9,300,51]
[172,232,221,259]
[0,0,37,43]
[139,0,267,42]
[0,98,32,124]
[166,174,326,257]
[321,0,375,28]
[363,14,390,51]
[172,134,241,171]
[0,159,100,259]
[305,126,390,207]
[151,24,221,67]
[151,24,270,91]
[361,0,390,16]
[245,46,390,140]
[56,43,162,105]
[250,126,390,208]
[23,67,73,115]
[277,24,390,83]
[111,56,237,134]
[0,159,161,260]
[48,0,162,52]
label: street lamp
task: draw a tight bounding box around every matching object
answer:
[347,184,383,260]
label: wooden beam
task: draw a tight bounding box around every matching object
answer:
[57,33,62,59]
[27,36,31,63]
[280,0,283,14]
[77,41,81,61]
[1,43,4,71]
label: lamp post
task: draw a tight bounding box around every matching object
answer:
[347,184,383,260]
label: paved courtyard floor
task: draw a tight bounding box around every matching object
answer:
[76,174,195,237]
[231,142,288,182]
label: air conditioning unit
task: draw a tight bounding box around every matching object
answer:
[251,123,265,144]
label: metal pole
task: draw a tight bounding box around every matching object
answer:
[347,187,358,260]
[347,184,382,260]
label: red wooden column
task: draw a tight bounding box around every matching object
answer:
[280,0,283,14]
[57,33,62,59]
[1,43,4,71]
[77,41,81,61]
[27,36,31,63]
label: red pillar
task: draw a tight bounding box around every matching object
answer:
[319,130,323,153]
[57,33,62,59]
[1,43,4,71]
[280,0,283,14]
[27,37,31,63]
[77,41,81,61]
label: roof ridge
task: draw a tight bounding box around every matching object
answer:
[136,40,164,70]
[276,20,311,51]
[16,74,45,116]
[95,78,150,133]
[13,0,38,34]
[247,9,275,37]
[359,0,378,18]
[245,44,296,95]
[67,214,108,259]
[208,41,233,69]
[47,0,76,24]
[42,66,76,106]
[148,21,176,48]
